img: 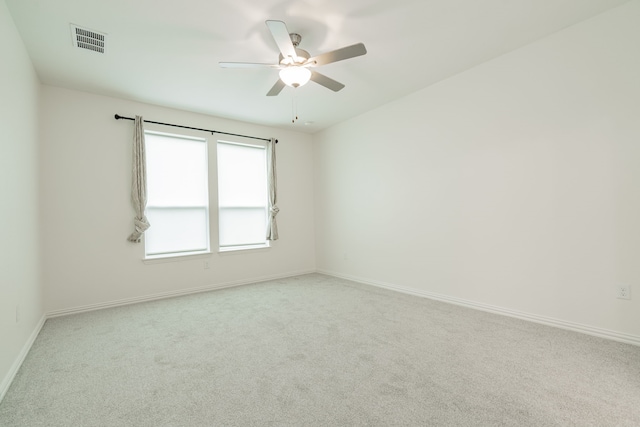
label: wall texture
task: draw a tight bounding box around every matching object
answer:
[40,86,316,313]
[313,2,640,341]
[0,0,44,399]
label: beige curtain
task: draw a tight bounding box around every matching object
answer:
[127,116,150,242]
[266,138,279,240]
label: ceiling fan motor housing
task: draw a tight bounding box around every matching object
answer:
[279,48,310,65]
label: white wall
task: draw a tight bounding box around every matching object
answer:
[0,0,44,398]
[40,86,315,313]
[314,1,640,339]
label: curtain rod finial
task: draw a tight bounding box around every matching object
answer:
[114,114,121,120]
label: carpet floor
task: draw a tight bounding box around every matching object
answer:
[1,273,639,426]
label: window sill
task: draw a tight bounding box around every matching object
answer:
[143,251,211,264]
[218,244,270,255]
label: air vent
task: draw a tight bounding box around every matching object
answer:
[70,24,107,53]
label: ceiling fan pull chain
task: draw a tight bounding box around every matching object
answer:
[292,91,299,123]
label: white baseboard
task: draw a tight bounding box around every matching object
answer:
[2,269,315,404]
[6,268,635,406]
[317,269,640,347]
[0,314,47,403]
[47,269,316,318]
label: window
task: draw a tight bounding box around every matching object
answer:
[144,131,210,258]
[217,140,269,251]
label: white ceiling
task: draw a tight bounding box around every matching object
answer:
[6,0,629,133]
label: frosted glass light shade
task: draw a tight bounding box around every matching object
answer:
[279,66,311,88]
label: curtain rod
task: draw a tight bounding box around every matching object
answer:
[114,114,277,143]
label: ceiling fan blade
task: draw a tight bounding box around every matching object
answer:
[310,71,345,92]
[267,79,286,96]
[219,62,281,69]
[266,20,297,60]
[307,43,367,67]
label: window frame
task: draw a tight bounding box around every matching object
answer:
[143,130,211,260]
[216,139,270,253]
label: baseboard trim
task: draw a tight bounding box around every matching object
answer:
[47,269,316,318]
[7,268,636,406]
[0,314,47,403]
[317,269,640,347]
[3,270,315,404]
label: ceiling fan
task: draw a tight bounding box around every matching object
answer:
[219,20,367,96]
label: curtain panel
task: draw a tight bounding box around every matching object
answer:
[127,115,150,242]
[266,138,279,241]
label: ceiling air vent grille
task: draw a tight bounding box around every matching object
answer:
[70,24,107,53]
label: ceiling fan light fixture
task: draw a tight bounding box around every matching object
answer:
[221,20,367,97]
[279,66,311,88]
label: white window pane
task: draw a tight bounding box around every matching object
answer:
[217,142,266,206]
[217,141,268,249]
[219,207,267,247]
[146,133,208,206]
[145,207,209,255]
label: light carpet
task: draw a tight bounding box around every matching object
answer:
[1,273,639,426]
